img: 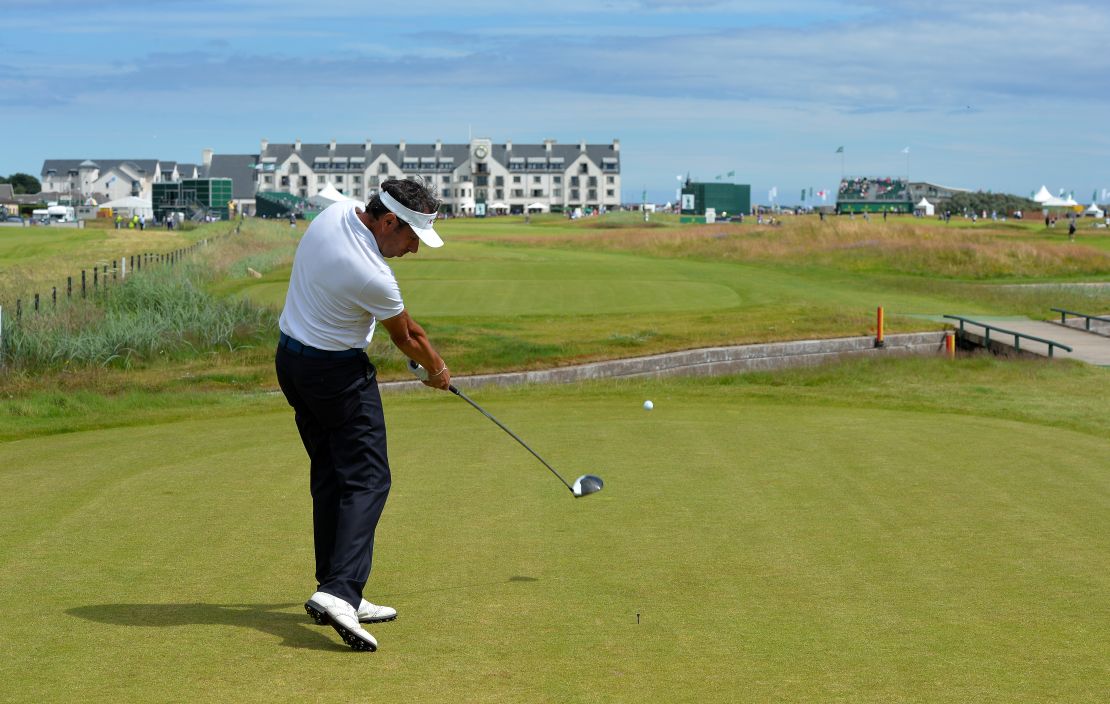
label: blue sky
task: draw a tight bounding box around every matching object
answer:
[3,0,1109,204]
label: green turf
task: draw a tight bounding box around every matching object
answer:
[1,358,1107,703]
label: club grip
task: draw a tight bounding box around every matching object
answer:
[407,359,428,380]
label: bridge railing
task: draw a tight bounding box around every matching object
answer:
[1051,307,1110,332]
[944,315,1073,358]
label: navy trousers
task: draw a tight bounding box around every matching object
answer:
[275,346,391,610]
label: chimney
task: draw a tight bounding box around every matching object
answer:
[294,139,301,151]
[435,139,442,152]
[329,139,336,151]
[505,140,512,151]
[202,148,213,169]
[399,140,406,151]
[544,139,555,153]
[364,139,373,152]
[260,138,269,153]
[579,140,587,152]
[611,139,620,152]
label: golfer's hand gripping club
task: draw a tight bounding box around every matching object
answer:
[406,358,451,390]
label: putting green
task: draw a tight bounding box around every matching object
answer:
[1,376,1106,702]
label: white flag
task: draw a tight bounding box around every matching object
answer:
[901,147,910,154]
[768,186,778,200]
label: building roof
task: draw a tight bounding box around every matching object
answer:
[204,154,258,200]
[258,141,619,169]
[41,159,161,177]
[0,183,15,202]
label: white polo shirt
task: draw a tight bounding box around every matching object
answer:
[279,201,404,350]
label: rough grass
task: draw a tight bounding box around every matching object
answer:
[536,217,1110,279]
[0,263,276,370]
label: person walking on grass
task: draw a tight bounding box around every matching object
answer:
[275,179,452,651]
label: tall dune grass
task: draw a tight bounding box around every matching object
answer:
[0,263,276,370]
[555,218,1110,279]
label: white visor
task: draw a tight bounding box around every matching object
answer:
[379,190,443,248]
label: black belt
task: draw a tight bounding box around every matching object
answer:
[278,332,361,359]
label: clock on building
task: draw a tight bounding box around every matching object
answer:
[474,145,488,159]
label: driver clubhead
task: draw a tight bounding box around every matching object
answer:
[571,474,604,498]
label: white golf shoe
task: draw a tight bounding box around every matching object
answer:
[358,599,397,623]
[304,591,378,652]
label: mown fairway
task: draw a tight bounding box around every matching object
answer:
[1,359,1107,703]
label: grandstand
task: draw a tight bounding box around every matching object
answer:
[835,177,912,214]
[255,191,313,219]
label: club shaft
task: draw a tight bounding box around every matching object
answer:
[450,386,573,492]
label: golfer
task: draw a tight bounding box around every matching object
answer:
[275,179,451,651]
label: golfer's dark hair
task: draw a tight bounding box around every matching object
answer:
[367,178,440,218]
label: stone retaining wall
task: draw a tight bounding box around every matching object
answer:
[383,332,948,392]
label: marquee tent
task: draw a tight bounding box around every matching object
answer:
[101,195,153,219]
[914,197,934,216]
[309,183,361,208]
[1033,185,1053,203]
[1084,202,1104,217]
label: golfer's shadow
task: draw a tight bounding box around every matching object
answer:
[66,602,346,651]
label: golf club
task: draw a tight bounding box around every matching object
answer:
[408,360,604,498]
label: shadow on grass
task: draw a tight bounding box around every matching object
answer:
[66,602,348,652]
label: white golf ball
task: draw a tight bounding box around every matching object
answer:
[643,400,653,411]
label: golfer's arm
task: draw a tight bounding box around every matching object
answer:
[380,309,448,378]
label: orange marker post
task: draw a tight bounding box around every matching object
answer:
[945,331,956,358]
[874,306,885,348]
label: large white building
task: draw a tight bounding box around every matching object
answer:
[250,137,621,214]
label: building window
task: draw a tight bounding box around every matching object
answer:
[336,175,344,184]
[553,188,562,197]
[606,176,615,184]
[442,175,450,184]
[531,189,544,197]
[606,189,615,197]
[476,176,488,187]
[570,176,579,187]
[553,176,562,184]
[379,163,389,174]
[495,189,503,199]
[533,176,541,184]
[511,189,524,198]
[353,175,361,184]
[588,189,597,200]
[579,164,589,174]
[495,176,504,186]
[281,176,290,186]
[264,175,273,184]
[290,163,299,174]
[512,176,521,184]
[317,176,325,184]
[369,175,379,187]
[570,189,579,200]
[442,188,450,198]
[588,176,597,187]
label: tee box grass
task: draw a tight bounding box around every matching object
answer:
[0,358,1107,703]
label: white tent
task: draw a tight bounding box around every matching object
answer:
[102,195,153,219]
[1042,195,1080,209]
[310,183,361,208]
[1084,202,1104,217]
[1033,185,1053,203]
[488,201,510,211]
[914,197,934,216]
[526,202,548,212]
